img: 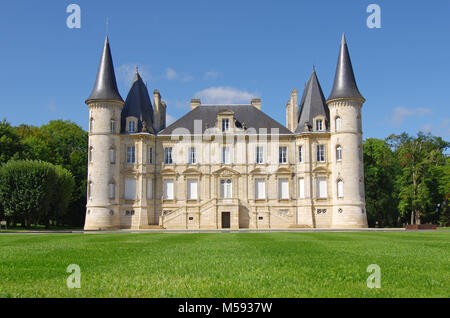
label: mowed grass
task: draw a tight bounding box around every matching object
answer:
[0,232,449,298]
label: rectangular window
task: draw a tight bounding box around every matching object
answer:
[222,147,231,164]
[255,179,266,199]
[148,147,153,164]
[110,120,116,133]
[163,180,174,200]
[88,182,93,199]
[109,183,115,199]
[110,148,116,164]
[220,179,232,198]
[128,121,136,133]
[317,178,327,198]
[316,119,323,131]
[316,145,325,162]
[298,146,303,163]
[125,178,136,200]
[299,178,305,199]
[89,147,93,163]
[256,146,264,164]
[187,179,198,200]
[279,178,289,199]
[164,147,173,164]
[147,179,153,200]
[222,119,229,132]
[188,147,196,164]
[126,146,136,164]
[279,147,287,164]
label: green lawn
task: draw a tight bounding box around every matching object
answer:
[0,232,448,298]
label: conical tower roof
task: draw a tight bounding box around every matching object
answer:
[327,34,364,102]
[295,69,329,133]
[120,69,154,134]
[86,36,123,103]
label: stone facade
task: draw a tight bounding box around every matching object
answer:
[84,35,368,230]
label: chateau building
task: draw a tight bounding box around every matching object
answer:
[84,34,368,230]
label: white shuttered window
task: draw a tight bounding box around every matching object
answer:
[187,180,198,200]
[163,180,174,200]
[255,179,266,199]
[125,178,136,199]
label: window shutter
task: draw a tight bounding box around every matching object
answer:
[337,180,344,198]
[125,178,136,199]
[188,180,198,200]
[279,179,289,199]
[299,178,305,199]
[317,178,327,198]
[255,179,265,199]
[164,180,174,200]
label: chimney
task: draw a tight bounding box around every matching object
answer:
[191,98,201,110]
[251,98,261,110]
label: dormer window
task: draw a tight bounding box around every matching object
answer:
[128,120,136,133]
[316,119,323,131]
[222,119,230,132]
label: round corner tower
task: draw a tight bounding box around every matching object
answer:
[327,34,368,228]
[84,36,124,230]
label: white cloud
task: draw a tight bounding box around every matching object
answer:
[204,70,220,80]
[165,67,178,80]
[165,68,194,82]
[194,86,257,104]
[390,107,432,125]
[47,101,56,112]
[117,64,151,86]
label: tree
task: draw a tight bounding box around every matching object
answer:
[363,138,400,227]
[0,119,23,165]
[387,132,449,225]
[0,160,57,227]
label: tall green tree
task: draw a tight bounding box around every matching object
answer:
[387,132,449,225]
[363,138,400,227]
[0,119,23,165]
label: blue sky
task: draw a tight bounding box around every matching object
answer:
[0,0,449,140]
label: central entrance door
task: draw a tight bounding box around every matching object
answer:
[221,212,230,229]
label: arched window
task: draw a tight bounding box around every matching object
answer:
[110,119,116,133]
[88,181,93,199]
[335,117,341,131]
[109,182,115,199]
[90,117,94,132]
[336,145,342,161]
[337,179,344,198]
[89,146,93,162]
[109,148,116,164]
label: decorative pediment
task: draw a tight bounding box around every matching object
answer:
[275,167,291,174]
[161,168,177,176]
[182,167,201,176]
[212,166,240,176]
[249,167,267,175]
[217,109,234,116]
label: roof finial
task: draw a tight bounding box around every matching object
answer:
[313,64,315,72]
[136,65,139,74]
[106,18,109,36]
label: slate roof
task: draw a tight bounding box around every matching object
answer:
[121,71,155,134]
[86,36,123,103]
[158,105,292,135]
[327,34,364,102]
[295,70,329,133]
